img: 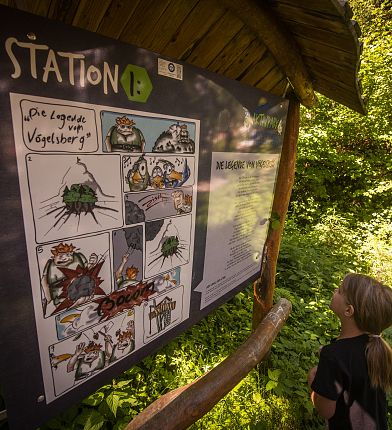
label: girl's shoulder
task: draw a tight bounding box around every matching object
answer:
[321,334,368,358]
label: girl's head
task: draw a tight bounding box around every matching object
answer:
[339,273,392,334]
[337,273,392,391]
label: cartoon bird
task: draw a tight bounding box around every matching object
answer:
[160,159,190,188]
[105,116,145,152]
[150,165,164,189]
[126,155,150,192]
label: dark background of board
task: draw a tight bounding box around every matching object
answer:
[0,5,288,429]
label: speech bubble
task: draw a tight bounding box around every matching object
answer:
[21,99,98,152]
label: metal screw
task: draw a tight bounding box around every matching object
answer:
[37,395,45,403]
[27,32,36,40]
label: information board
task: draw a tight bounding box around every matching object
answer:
[0,6,288,429]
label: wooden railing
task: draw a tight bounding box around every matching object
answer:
[125,298,292,430]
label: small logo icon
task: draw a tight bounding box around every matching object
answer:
[168,63,175,73]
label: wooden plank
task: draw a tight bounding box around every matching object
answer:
[272,0,353,20]
[295,35,359,67]
[303,55,357,88]
[72,0,112,32]
[221,0,316,107]
[33,0,51,16]
[240,52,277,87]
[269,77,289,97]
[96,0,141,39]
[313,77,365,114]
[10,0,30,12]
[119,0,172,48]
[12,0,50,16]
[142,0,199,53]
[285,20,359,54]
[0,0,10,6]
[255,65,286,92]
[207,26,256,73]
[47,0,79,24]
[311,69,359,99]
[161,0,226,59]
[296,37,361,65]
[126,298,292,430]
[186,10,244,68]
[272,3,348,34]
[221,38,265,80]
[351,19,362,38]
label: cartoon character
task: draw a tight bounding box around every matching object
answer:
[67,341,105,381]
[105,116,145,152]
[172,190,192,214]
[153,272,178,293]
[152,123,194,153]
[126,154,150,191]
[104,321,135,363]
[41,243,98,311]
[177,125,194,152]
[150,165,164,189]
[115,252,139,289]
[160,159,190,188]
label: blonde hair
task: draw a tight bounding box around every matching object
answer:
[340,273,392,391]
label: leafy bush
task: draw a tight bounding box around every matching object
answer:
[290,0,392,228]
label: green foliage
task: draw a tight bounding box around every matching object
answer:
[290,0,392,228]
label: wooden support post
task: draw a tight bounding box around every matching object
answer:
[125,298,291,430]
[252,95,300,329]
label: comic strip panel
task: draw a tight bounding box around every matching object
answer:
[112,226,144,290]
[20,98,98,153]
[122,155,195,193]
[54,267,180,341]
[144,216,191,278]
[101,111,196,153]
[142,285,184,343]
[150,267,181,294]
[36,233,112,318]
[124,186,193,225]
[26,154,123,243]
[49,311,135,397]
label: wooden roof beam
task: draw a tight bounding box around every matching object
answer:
[220,0,317,108]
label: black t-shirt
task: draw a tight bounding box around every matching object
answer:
[311,334,387,430]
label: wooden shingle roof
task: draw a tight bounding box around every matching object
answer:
[1,0,365,114]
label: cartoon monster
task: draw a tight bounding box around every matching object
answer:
[105,116,145,152]
[67,341,105,381]
[126,154,150,191]
[42,243,95,309]
[152,123,194,153]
